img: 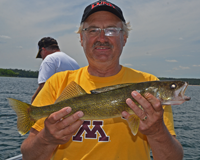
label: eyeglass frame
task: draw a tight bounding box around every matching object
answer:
[82,27,123,37]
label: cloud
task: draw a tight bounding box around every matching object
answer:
[171,66,190,71]
[193,65,200,67]
[166,60,178,63]
[179,66,190,70]
[0,35,11,39]
[124,63,133,67]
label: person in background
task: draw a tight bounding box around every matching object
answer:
[22,1,183,160]
[31,37,80,103]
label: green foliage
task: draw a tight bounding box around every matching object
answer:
[0,68,38,78]
[0,69,18,77]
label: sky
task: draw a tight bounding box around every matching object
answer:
[0,0,200,78]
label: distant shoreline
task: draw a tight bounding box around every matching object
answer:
[0,68,38,78]
[1,68,200,85]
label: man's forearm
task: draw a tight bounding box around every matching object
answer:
[21,129,57,160]
[147,124,183,160]
[31,83,45,103]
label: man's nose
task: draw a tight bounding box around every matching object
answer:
[97,29,109,42]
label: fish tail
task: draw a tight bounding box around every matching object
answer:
[127,114,140,136]
[7,98,36,135]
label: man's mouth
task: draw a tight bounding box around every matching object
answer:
[93,41,113,49]
[96,47,109,49]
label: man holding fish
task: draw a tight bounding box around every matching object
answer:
[20,1,184,159]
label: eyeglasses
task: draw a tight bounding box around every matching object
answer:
[82,27,123,37]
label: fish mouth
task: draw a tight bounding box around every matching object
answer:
[162,82,191,105]
[178,82,191,101]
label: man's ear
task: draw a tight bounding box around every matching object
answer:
[123,35,127,46]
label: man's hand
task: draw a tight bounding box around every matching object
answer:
[122,91,164,136]
[40,107,84,145]
[21,107,84,160]
[122,91,183,160]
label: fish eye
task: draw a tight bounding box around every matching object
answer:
[170,83,177,89]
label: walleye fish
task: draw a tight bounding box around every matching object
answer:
[7,80,190,136]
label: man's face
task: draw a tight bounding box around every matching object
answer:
[40,47,51,60]
[80,11,127,65]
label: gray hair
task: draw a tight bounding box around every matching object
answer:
[76,21,131,38]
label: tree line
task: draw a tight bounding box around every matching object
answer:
[0,68,200,85]
[0,68,38,78]
[159,77,200,85]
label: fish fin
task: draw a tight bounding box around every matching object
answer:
[91,83,132,94]
[55,81,87,103]
[127,114,140,136]
[7,98,36,135]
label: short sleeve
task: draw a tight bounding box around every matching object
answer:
[163,105,176,136]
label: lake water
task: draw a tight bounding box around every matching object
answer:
[0,77,199,160]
